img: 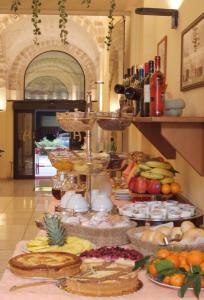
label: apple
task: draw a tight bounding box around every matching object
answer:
[128,176,147,194]
[147,179,161,194]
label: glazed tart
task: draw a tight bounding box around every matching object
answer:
[9,252,82,278]
[63,259,141,296]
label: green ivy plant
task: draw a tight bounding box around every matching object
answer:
[58,0,69,45]
[105,0,116,50]
[10,0,116,49]
[11,0,21,13]
[31,0,42,45]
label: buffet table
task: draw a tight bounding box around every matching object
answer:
[0,240,197,300]
[0,197,202,299]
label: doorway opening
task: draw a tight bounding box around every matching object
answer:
[34,109,86,179]
[13,50,86,179]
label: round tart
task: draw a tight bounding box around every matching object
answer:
[63,259,141,296]
[9,252,82,278]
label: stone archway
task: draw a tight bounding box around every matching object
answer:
[8,40,98,100]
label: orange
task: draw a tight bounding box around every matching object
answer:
[187,250,204,266]
[148,263,158,276]
[178,256,188,266]
[179,251,189,258]
[167,254,180,268]
[170,182,181,194]
[156,248,170,258]
[169,273,185,287]
[179,263,190,272]
[161,184,171,195]
[200,262,204,272]
[163,276,171,284]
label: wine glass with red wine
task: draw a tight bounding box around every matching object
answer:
[52,178,64,200]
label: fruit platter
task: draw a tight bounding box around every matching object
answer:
[123,157,181,197]
[135,248,204,298]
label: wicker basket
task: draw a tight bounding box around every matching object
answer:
[63,221,136,247]
[127,227,204,256]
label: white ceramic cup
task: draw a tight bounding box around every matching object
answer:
[92,193,113,212]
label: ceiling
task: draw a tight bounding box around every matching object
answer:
[0,0,142,15]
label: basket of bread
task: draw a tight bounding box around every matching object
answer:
[62,212,136,246]
[127,220,204,256]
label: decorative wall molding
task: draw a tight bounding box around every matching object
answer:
[8,40,97,99]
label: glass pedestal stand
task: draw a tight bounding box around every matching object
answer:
[55,96,133,211]
[86,129,93,209]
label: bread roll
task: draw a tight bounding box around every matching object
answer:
[181,221,195,233]
[152,231,166,245]
[140,229,152,242]
[156,226,172,237]
[170,227,182,240]
[182,228,204,243]
[140,229,155,242]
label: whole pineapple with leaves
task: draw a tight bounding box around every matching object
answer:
[43,214,66,246]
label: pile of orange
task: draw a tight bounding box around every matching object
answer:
[161,182,181,194]
[148,248,204,287]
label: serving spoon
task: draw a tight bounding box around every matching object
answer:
[9,277,67,292]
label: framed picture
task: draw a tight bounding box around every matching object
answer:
[180,13,204,91]
[157,35,167,78]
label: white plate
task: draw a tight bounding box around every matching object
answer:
[149,275,204,291]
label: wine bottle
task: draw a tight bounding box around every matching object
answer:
[150,56,166,116]
[124,66,144,116]
[114,68,131,94]
[141,60,154,117]
[114,74,126,94]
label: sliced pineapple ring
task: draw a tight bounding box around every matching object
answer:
[26,236,92,254]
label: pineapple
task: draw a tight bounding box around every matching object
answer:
[43,214,66,246]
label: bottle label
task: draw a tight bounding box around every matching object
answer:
[144,84,150,103]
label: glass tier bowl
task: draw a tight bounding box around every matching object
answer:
[48,149,79,172]
[57,111,96,132]
[48,149,110,176]
[72,152,110,175]
[96,112,133,131]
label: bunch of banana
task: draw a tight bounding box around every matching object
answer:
[137,160,177,183]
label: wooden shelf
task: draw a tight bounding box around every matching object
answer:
[132,116,204,176]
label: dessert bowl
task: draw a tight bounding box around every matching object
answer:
[57,111,96,132]
[96,112,133,131]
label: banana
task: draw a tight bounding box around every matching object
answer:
[160,177,175,184]
[150,168,174,178]
[145,161,171,170]
[138,163,151,171]
[141,171,164,180]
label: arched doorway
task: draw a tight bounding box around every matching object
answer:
[24,50,85,100]
[14,51,86,179]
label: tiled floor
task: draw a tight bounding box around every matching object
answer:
[0,179,52,278]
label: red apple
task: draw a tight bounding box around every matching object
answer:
[128,176,147,194]
[147,179,161,194]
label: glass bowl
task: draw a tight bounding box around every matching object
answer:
[57,111,96,132]
[96,112,133,131]
[49,150,110,175]
[72,153,110,175]
[48,150,81,171]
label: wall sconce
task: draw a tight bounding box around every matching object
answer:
[135,7,179,29]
